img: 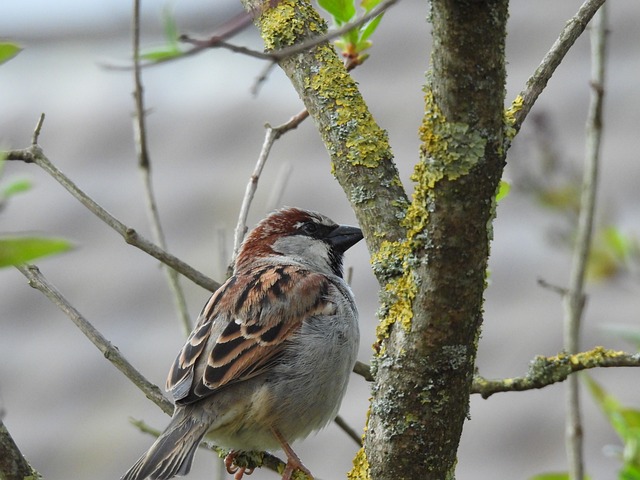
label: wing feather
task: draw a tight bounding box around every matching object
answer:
[166,264,335,405]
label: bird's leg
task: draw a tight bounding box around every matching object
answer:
[271,428,313,480]
[224,451,254,480]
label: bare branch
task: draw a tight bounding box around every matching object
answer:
[508,0,606,141]
[5,144,220,293]
[232,126,279,263]
[31,113,45,145]
[562,6,607,479]
[231,110,310,263]
[353,360,374,382]
[473,347,638,399]
[335,415,363,446]
[132,0,192,335]
[16,264,174,415]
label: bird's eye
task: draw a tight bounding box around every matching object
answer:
[300,222,319,235]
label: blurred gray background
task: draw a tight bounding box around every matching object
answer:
[1,1,639,479]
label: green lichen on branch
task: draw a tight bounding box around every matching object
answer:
[371,88,489,349]
[473,346,640,399]
[257,0,392,173]
[371,239,416,347]
[305,44,392,170]
[258,0,326,51]
[417,89,486,189]
[503,94,524,143]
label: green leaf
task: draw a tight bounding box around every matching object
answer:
[1,178,32,199]
[361,0,382,12]
[0,236,73,267]
[602,227,632,260]
[529,473,592,480]
[162,5,180,49]
[585,375,640,469]
[140,47,182,62]
[318,0,356,25]
[358,13,384,45]
[0,42,22,66]
[528,473,570,480]
[621,463,640,480]
[496,179,511,202]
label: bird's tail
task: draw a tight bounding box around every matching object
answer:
[120,408,210,480]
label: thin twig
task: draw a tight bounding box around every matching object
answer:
[31,113,45,145]
[16,265,290,477]
[15,264,174,415]
[232,127,278,262]
[251,61,277,96]
[334,415,363,446]
[353,360,374,382]
[354,346,640,397]
[109,0,398,71]
[563,6,607,480]
[231,110,310,262]
[508,0,606,143]
[132,0,192,336]
[537,277,568,296]
[473,347,639,399]
[253,0,398,60]
[5,144,220,293]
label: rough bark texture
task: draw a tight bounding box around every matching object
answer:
[364,2,509,479]
[0,420,38,480]
[240,0,508,479]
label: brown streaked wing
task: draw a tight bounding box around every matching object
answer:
[166,277,235,401]
[177,264,333,404]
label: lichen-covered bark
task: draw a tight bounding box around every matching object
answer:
[365,1,509,479]
[240,0,408,254]
[0,420,39,480]
[240,0,509,479]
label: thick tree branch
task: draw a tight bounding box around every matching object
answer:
[360,1,509,478]
[240,0,409,258]
[15,264,174,415]
[508,0,606,142]
[6,144,220,293]
[474,347,639,399]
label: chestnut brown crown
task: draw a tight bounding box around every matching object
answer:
[235,207,363,278]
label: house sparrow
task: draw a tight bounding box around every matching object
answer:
[121,207,363,480]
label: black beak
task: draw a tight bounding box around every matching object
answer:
[326,225,363,253]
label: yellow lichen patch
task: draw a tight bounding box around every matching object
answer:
[381,271,416,334]
[403,161,430,241]
[305,46,390,169]
[571,346,625,367]
[347,447,371,480]
[258,0,327,51]
[418,89,486,189]
[503,94,524,141]
[371,240,416,347]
